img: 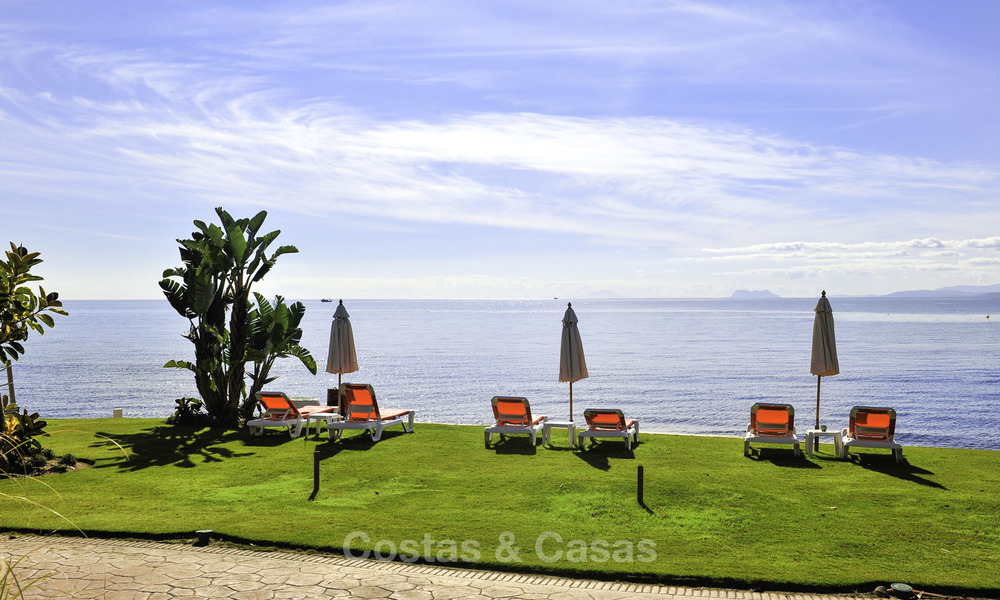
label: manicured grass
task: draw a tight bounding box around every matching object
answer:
[2,419,999,595]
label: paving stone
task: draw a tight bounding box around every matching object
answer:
[352,584,394,598]
[390,590,435,600]
[230,590,275,600]
[480,585,524,598]
[0,535,898,600]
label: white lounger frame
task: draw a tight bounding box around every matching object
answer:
[577,411,639,451]
[744,403,802,458]
[247,415,306,438]
[484,396,547,448]
[840,434,903,463]
[744,427,802,458]
[246,394,325,439]
[484,419,547,447]
[839,406,903,463]
[327,410,415,442]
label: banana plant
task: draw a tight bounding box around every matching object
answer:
[160,208,298,425]
[243,293,316,419]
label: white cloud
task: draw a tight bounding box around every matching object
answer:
[706,237,1000,256]
[4,88,1000,262]
[3,0,1000,299]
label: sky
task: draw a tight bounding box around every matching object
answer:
[3,0,1000,300]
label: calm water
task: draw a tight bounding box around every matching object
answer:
[8,297,999,450]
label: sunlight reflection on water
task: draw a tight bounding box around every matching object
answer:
[12,296,999,450]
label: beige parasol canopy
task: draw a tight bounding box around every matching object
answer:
[559,302,589,422]
[326,300,359,407]
[810,291,839,446]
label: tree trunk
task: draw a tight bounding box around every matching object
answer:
[4,361,14,404]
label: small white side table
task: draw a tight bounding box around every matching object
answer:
[304,412,342,439]
[542,420,576,447]
[804,428,842,457]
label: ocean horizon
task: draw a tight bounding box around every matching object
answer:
[8,296,998,451]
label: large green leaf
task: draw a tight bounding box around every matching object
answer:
[246,211,268,240]
[190,277,214,317]
[287,344,317,374]
[205,223,226,249]
[164,359,196,373]
[226,221,248,264]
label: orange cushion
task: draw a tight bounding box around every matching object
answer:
[587,412,626,430]
[494,400,530,426]
[853,410,892,440]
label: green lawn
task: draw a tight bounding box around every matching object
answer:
[2,419,999,596]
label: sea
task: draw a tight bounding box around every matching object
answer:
[7,297,999,451]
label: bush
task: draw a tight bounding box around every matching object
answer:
[58,453,77,467]
[166,398,217,427]
[1,395,48,472]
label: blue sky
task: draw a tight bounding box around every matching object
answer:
[3,0,1000,299]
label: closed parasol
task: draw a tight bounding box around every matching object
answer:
[810,290,839,449]
[559,302,589,422]
[326,299,359,409]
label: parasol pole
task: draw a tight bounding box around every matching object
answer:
[815,375,821,451]
[569,381,574,423]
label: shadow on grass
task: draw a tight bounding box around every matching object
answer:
[849,453,946,489]
[575,441,636,470]
[486,435,539,455]
[91,425,255,471]
[316,428,414,453]
[745,448,821,468]
[542,444,577,452]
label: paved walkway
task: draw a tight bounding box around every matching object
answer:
[2,535,865,600]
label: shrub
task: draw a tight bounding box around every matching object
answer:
[1,395,47,473]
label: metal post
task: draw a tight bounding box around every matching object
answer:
[311,449,320,500]
[637,465,644,506]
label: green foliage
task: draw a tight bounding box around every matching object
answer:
[0,243,67,405]
[244,293,317,419]
[1,394,48,474]
[165,397,210,426]
[160,208,303,426]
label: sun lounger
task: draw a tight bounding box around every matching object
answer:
[577,408,639,451]
[247,392,337,438]
[840,406,903,463]
[484,396,547,448]
[744,403,801,457]
[326,383,415,442]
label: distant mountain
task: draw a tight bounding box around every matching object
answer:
[884,284,1000,298]
[730,289,780,299]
